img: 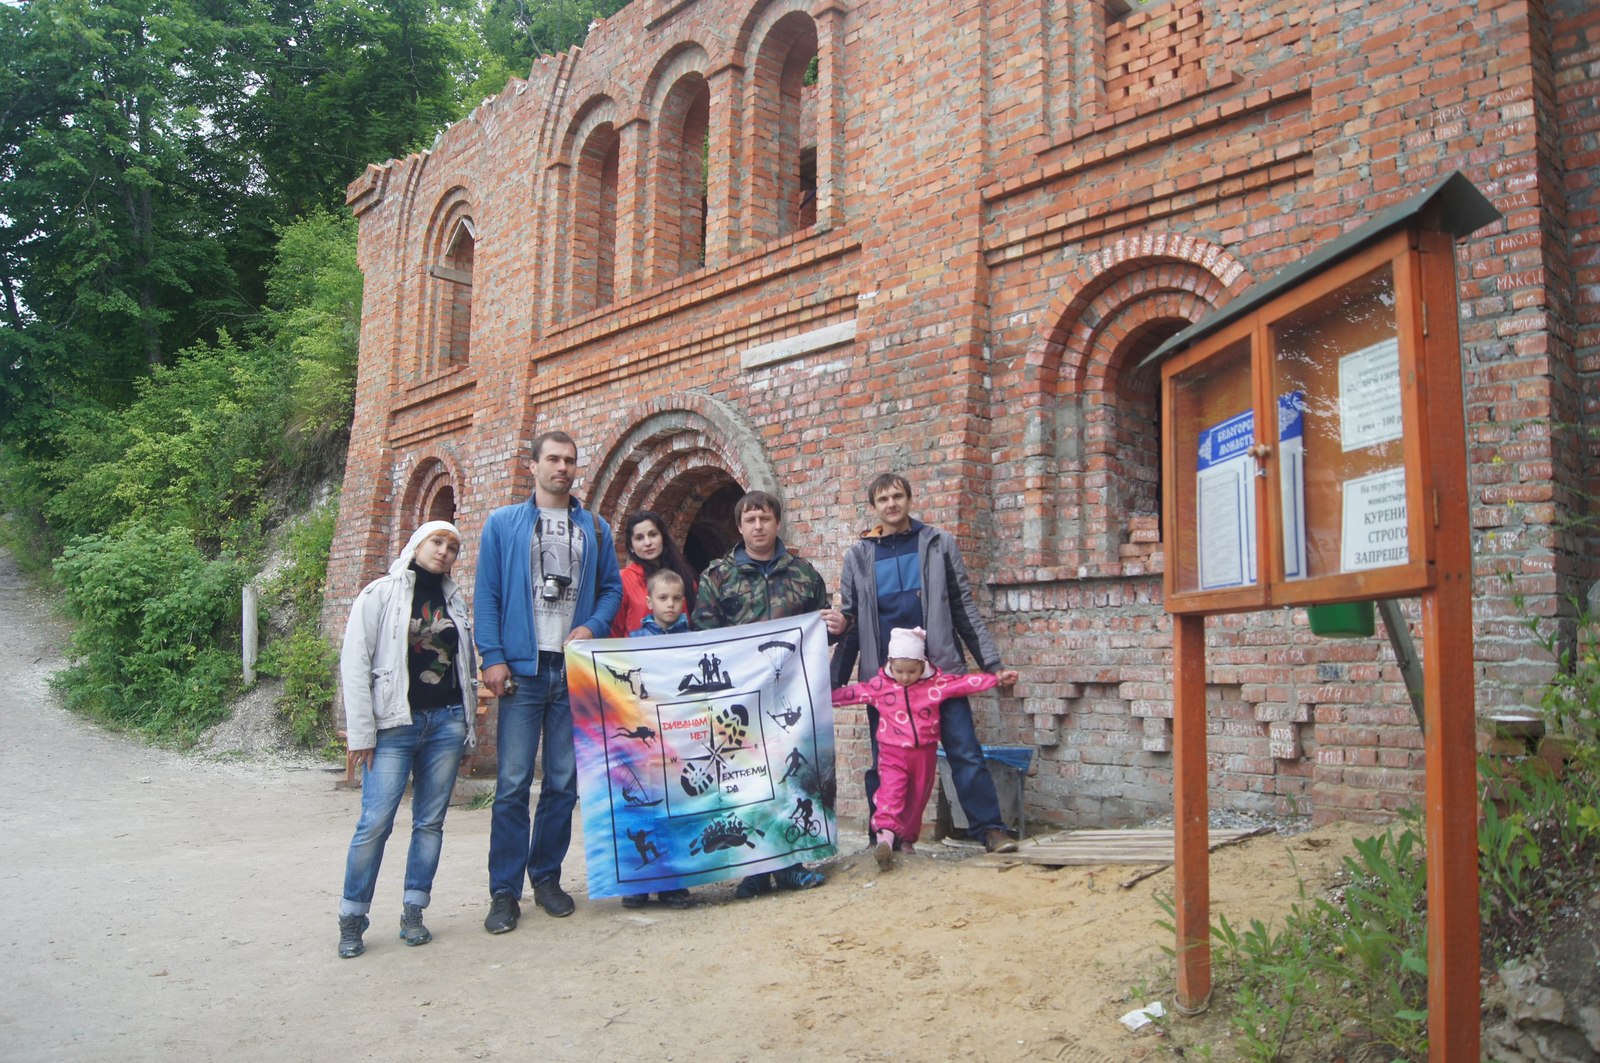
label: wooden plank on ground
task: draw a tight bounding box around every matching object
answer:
[974,827,1270,870]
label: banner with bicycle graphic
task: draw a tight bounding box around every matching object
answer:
[565,611,838,897]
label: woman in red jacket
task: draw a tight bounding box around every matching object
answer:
[610,511,699,637]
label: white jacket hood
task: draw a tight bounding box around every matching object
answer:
[390,520,464,577]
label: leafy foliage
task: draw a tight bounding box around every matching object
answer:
[3,0,626,742]
[257,501,342,749]
[1158,613,1600,1061]
[53,524,246,743]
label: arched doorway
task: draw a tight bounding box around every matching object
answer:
[588,396,782,573]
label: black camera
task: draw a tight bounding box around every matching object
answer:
[540,573,571,601]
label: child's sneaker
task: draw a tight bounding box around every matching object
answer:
[874,829,895,871]
[900,840,916,855]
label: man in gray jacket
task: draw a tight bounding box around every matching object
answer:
[835,473,1019,853]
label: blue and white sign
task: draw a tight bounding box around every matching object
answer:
[1195,393,1307,590]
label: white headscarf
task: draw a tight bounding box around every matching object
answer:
[389,520,464,575]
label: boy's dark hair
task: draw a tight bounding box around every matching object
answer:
[646,568,686,595]
[865,472,912,505]
[532,430,576,461]
[733,490,783,524]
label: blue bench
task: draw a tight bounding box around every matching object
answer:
[935,744,1035,841]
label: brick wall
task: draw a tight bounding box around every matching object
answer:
[328,0,1598,829]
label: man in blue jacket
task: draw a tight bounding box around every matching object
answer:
[477,430,622,932]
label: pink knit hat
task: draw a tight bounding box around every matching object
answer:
[886,626,932,679]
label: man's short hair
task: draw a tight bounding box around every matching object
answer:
[733,490,783,524]
[646,568,686,594]
[865,472,912,504]
[532,430,576,461]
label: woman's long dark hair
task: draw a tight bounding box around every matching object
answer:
[623,511,699,614]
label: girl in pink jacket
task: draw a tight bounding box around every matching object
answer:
[832,627,1000,870]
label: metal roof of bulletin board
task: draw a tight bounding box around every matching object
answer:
[1138,171,1503,371]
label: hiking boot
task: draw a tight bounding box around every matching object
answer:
[773,864,825,890]
[337,913,368,958]
[533,878,575,917]
[621,894,647,909]
[734,872,771,899]
[658,889,692,909]
[984,828,1018,854]
[874,829,895,872]
[399,902,431,946]
[484,891,520,934]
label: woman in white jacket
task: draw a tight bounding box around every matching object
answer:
[337,521,477,958]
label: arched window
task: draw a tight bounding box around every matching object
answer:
[654,73,710,281]
[573,123,621,313]
[746,11,819,245]
[423,193,475,374]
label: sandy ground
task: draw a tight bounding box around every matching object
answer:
[0,548,1372,1062]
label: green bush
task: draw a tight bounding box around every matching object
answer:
[257,500,341,749]
[43,333,289,549]
[53,524,245,744]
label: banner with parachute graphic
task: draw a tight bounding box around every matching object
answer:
[565,612,838,897]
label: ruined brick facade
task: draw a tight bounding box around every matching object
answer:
[327,0,1600,827]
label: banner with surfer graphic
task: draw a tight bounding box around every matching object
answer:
[565,612,838,897]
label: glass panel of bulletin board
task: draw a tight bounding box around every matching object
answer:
[1168,336,1258,598]
[1269,262,1408,584]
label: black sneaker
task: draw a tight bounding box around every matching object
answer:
[484,891,520,934]
[621,894,647,909]
[399,902,432,946]
[734,872,772,899]
[532,878,575,917]
[338,913,368,958]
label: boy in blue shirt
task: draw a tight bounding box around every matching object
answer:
[622,568,692,908]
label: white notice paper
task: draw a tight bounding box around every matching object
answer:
[1339,337,1403,452]
[1341,466,1408,571]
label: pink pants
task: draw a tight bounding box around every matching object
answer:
[871,743,939,844]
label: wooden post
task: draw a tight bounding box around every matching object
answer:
[1172,611,1211,1010]
[1417,229,1479,1061]
[241,583,259,687]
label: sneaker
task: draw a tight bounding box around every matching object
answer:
[900,840,917,855]
[773,864,825,890]
[338,913,368,958]
[874,829,895,871]
[533,878,575,917]
[658,889,692,909]
[399,902,431,946]
[484,891,520,934]
[621,894,647,909]
[734,872,771,899]
[984,828,1018,854]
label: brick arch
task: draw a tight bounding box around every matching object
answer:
[409,187,477,376]
[1024,235,1248,400]
[587,394,781,535]
[1006,238,1246,571]
[732,0,830,61]
[640,42,711,125]
[649,69,713,282]
[740,8,819,247]
[395,445,470,555]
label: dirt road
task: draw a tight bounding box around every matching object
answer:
[0,549,1366,1061]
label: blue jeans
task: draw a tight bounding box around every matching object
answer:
[488,654,577,896]
[938,696,1005,837]
[340,705,467,916]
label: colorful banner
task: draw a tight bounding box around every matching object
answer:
[566,612,837,898]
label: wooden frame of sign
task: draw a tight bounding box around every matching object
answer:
[1143,173,1499,1062]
